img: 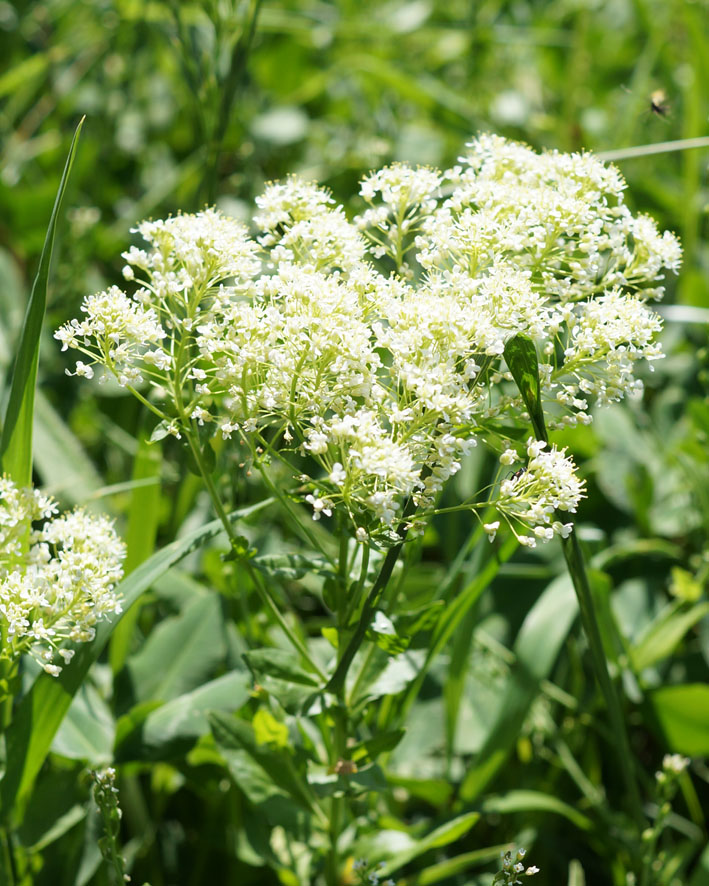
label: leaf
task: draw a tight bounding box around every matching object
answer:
[109,434,164,673]
[351,729,406,764]
[459,573,578,801]
[0,500,269,820]
[377,811,480,877]
[50,683,114,764]
[0,118,84,485]
[242,648,321,710]
[631,601,709,671]
[568,859,586,886]
[407,844,517,886]
[124,593,226,703]
[503,334,547,443]
[386,774,453,807]
[648,684,709,755]
[480,790,593,831]
[253,709,290,749]
[368,610,409,655]
[32,391,102,501]
[397,535,518,719]
[243,648,321,687]
[209,712,323,820]
[252,552,335,581]
[116,671,251,762]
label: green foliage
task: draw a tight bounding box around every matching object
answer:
[1,1,709,885]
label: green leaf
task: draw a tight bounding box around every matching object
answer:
[0,118,84,485]
[631,601,709,671]
[32,391,102,502]
[378,811,480,877]
[351,728,406,764]
[568,859,586,886]
[209,711,323,819]
[116,672,251,761]
[124,593,226,703]
[407,844,517,886]
[109,434,164,673]
[460,573,578,801]
[648,684,709,755]
[0,500,268,820]
[368,610,409,655]
[253,709,290,749]
[480,790,593,831]
[669,566,703,603]
[242,648,321,710]
[386,774,453,806]
[244,648,321,687]
[50,683,114,764]
[503,334,548,443]
[253,552,335,581]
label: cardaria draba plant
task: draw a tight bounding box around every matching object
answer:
[56,134,680,549]
[0,476,125,680]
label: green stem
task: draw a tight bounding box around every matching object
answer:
[0,826,16,886]
[561,531,645,827]
[326,529,409,697]
[184,432,326,681]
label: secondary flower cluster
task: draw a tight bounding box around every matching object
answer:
[0,477,125,677]
[56,135,679,544]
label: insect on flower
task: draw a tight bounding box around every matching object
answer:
[649,89,670,118]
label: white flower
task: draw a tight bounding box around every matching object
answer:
[483,521,500,542]
[0,478,125,677]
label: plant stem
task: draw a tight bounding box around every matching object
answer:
[184,432,326,681]
[561,531,645,827]
[326,528,409,696]
[0,826,16,886]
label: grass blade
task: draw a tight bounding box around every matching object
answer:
[0,117,84,485]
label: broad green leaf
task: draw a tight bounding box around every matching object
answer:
[124,593,225,703]
[110,434,164,673]
[16,768,86,853]
[209,712,324,820]
[0,500,269,820]
[460,573,578,801]
[648,684,709,755]
[32,391,102,501]
[50,683,114,764]
[378,811,480,877]
[0,118,83,485]
[480,790,593,831]
[631,601,709,671]
[503,334,547,443]
[368,610,409,655]
[386,775,452,807]
[243,648,321,710]
[116,671,250,762]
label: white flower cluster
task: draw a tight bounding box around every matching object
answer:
[56,135,678,543]
[492,439,584,547]
[0,477,125,677]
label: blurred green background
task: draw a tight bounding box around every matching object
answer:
[2,1,709,884]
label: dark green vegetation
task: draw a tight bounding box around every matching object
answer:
[1,1,709,884]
